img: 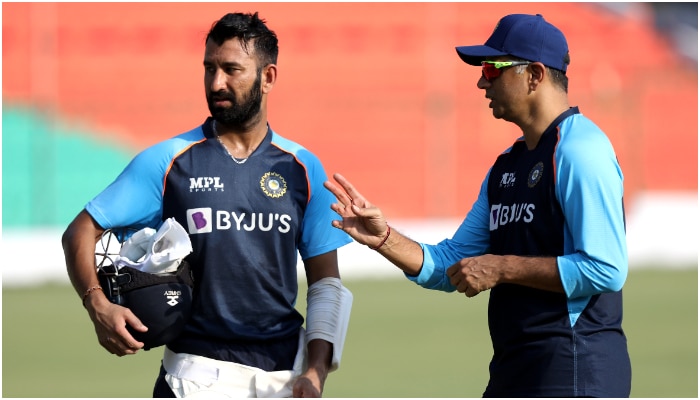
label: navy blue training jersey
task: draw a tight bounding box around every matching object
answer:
[407,108,631,397]
[86,118,351,346]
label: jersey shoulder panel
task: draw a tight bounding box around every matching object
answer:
[268,130,350,258]
[86,125,206,230]
[556,114,616,159]
[270,131,320,167]
[141,126,207,162]
[269,130,327,192]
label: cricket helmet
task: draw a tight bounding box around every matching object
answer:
[96,228,194,350]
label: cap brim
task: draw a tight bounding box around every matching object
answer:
[455,45,508,66]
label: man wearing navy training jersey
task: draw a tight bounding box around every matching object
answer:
[325,13,631,397]
[63,12,352,397]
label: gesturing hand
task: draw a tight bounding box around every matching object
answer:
[323,173,389,249]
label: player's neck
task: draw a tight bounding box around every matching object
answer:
[212,118,268,158]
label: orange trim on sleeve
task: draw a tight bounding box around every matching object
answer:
[552,127,562,185]
[162,138,207,196]
[270,142,312,204]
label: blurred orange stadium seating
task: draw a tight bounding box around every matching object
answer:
[3,2,697,219]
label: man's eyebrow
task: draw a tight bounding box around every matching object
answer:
[203,60,244,68]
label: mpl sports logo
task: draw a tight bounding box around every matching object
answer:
[490,203,536,231]
[499,172,516,188]
[186,207,293,235]
[189,177,224,192]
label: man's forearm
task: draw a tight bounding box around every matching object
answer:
[499,255,564,293]
[374,227,425,277]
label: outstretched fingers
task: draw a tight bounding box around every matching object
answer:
[324,183,350,226]
[330,173,370,208]
[324,173,373,225]
[324,182,351,208]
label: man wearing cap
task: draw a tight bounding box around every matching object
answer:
[324,13,631,397]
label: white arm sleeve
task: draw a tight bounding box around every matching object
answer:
[305,277,353,371]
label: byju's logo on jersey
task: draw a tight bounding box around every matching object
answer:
[186,208,213,234]
[260,172,287,198]
[186,207,293,235]
[189,177,224,192]
[490,203,536,231]
[499,172,516,188]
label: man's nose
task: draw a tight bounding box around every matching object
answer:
[476,74,490,90]
[210,69,227,92]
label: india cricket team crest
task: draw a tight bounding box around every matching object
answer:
[260,172,287,198]
[528,162,544,188]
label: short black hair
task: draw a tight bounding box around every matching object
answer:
[510,55,569,93]
[206,12,278,67]
[548,67,569,93]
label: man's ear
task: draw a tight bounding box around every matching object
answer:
[528,62,546,91]
[262,64,277,93]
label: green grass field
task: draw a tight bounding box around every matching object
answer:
[2,268,697,398]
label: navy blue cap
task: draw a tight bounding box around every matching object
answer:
[456,14,569,72]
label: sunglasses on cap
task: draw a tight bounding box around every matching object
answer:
[481,61,531,82]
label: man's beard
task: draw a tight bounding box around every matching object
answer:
[207,72,263,131]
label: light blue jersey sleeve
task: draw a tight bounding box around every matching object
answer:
[404,114,627,298]
[271,133,353,260]
[554,114,628,299]
[85,128,205,231]
[405,170,493,292]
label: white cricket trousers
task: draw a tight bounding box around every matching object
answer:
[162,330,306,398]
